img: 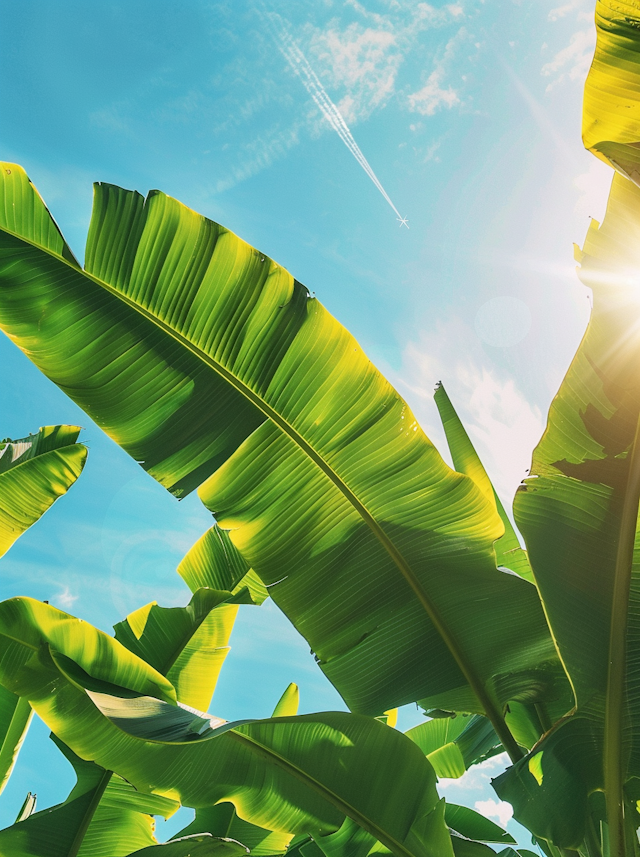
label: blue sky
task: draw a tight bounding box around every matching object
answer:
[0,0,610,846]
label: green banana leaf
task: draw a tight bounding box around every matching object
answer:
[0,596,452,857]
[433,383,533,583]
[500,171,640,850]
[0,685,32,795]
[175,804,290,857]
[0,425,87,557]
[442,805,514,845]
[0,734,178,857]
[405,714,501,779]
[113,588,239,711]
[0,163,561,756]
[582,0,640,183]
[177,525,268,605]
[126,835,248,856]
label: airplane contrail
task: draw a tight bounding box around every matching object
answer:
[267,14,408,227]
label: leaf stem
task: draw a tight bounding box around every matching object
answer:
[604,419,640,857]
[67,769,112,857]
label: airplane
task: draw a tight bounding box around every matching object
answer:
[397,216,409,229]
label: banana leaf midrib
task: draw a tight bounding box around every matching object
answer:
[1,221,514,753]
[227,728,420,857]
[604,416,640,856]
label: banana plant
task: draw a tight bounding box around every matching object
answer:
[0,159,567,766]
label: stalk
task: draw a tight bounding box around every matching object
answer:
[604,419,640,857]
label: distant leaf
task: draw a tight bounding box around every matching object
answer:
[272,683,299,717]
[433,383,534,583]
[0,425,86,557]
[15,791,36,823]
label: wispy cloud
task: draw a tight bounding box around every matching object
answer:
[406,29,466,117]
[541,26,596,90]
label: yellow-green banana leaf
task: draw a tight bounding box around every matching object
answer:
[0,425,86,557]
[583,0,640,182]
[500,171,640,850]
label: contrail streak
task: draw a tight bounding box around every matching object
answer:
[268,15,407,226]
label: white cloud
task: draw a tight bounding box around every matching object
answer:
[407,29,466,117]
[55,586,79,610]
[541,27,596,90]
[474,798,513,828]
[438,752,510,791]
[311,24,400,122]
[395,316,544,508]
[407,69,460,116]
[548,0,586,22]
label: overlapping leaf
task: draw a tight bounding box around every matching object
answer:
[0,734,179,857]
[0,163,561,748]
[405,714,501,779]
[583,0,640,183]
[177,525,268,605]
[0,425,86,557]
[114,588,239,711]
[0,596,452,857]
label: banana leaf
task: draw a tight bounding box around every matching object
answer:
[0,425,86,557]
[174,804,290,857]
[0,685,32,795]
[0,163,562,756]
[0,596,452,857]
[126,836,248,856]
[113,588,239,711]
[582,0,640,183]
[405,714,501,779]
[499,171,640,850]
[0,734,178,857]
[177,525,268,605]
[442,805,514,845]
[433,383,533,583]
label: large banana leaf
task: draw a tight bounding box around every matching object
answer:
[0,163,562,754]
[501,172,640,851]
[0,596,452,857]
[0,425,86,557]
[582,0,640,183]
